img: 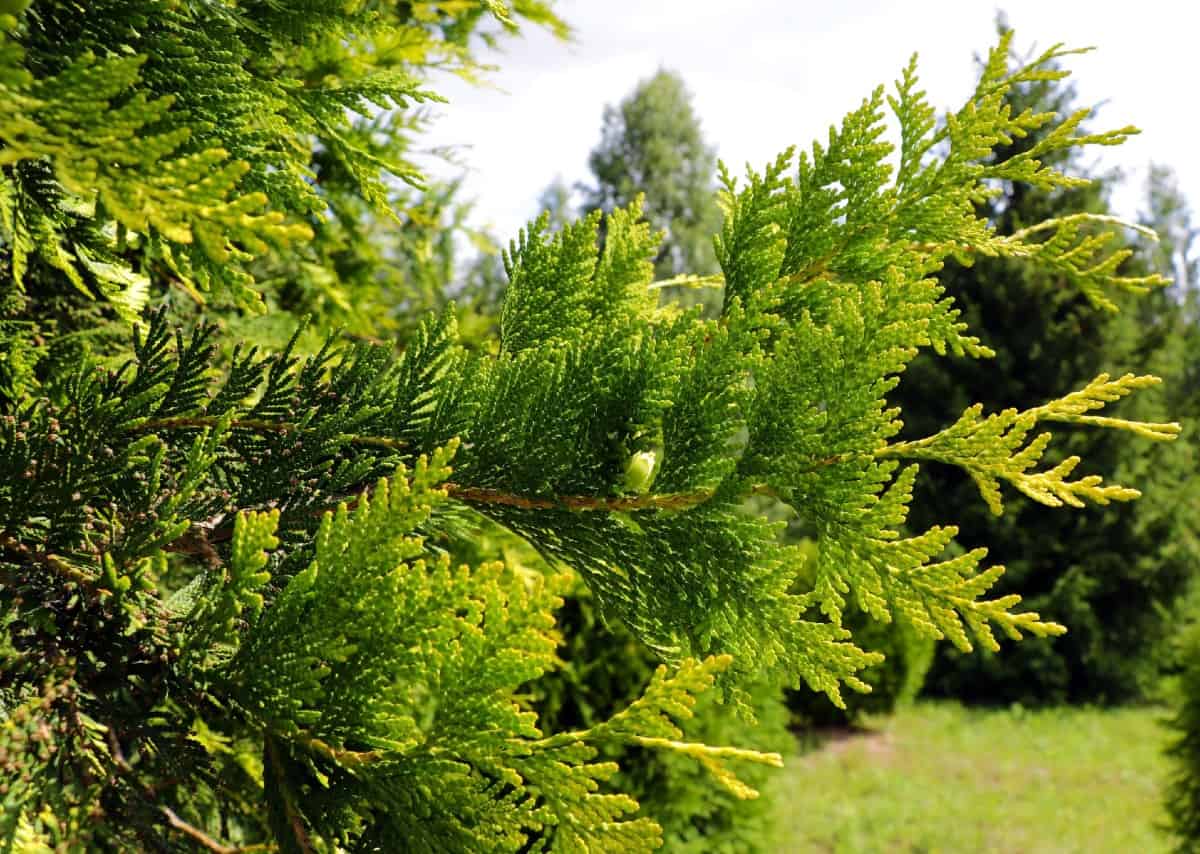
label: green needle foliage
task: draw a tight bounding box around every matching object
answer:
[0,5,1181,850]
[895,44,1199,706]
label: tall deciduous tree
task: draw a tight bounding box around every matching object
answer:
[1140,164,1198,297]
[581,69,721,279]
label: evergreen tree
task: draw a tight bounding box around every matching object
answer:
[1156,166,1200,854]
[0,7,1181,850]
[581,69,721,280]
[895,56,1198,705]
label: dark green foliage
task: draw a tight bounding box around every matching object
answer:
[1153,167,1200,853]
[1167,622,1200,851]
[895,63,1199,706]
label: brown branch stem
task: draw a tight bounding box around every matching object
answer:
[107,720,273,852]
[910,241,977,255]
[159,455,863,561]
[162,807,274,854]
[445,484,714,513]
[0,535,98,587]
[133,416,408,452]
[158,482,717,561]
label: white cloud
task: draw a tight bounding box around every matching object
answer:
[423,0,1200,244]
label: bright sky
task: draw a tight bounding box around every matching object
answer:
[423,1,1199,245]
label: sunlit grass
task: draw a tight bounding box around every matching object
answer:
[777,701,1171,853]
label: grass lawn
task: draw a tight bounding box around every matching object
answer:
[776,701,1172,853]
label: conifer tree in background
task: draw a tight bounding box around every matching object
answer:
[0,4,1184,850]
[1156,165,1200,854]
[892,53,1198,705]
[1139,165,1200,415]
[580,69,722,279]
